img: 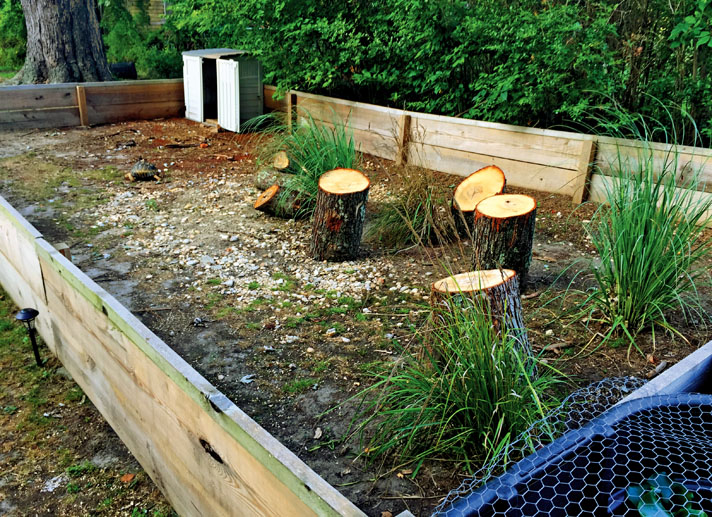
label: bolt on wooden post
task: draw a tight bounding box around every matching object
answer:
[310,169,370,261]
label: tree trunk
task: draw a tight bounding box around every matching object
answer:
[310,168,370,261]
[253,184,303,219]
[14,0,112,84]
[254,167,292,191]
[452,165,506,238]
[472,194,536,285]
[430,269,533,363]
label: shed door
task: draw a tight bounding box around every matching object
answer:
[183,56,203,122]
[238,60,264,125]
[217,59,240,132]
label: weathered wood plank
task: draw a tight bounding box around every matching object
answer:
[0,84,77,111]
[264,85,289,112]
[296,94,401,138]
[0,107,81,129]
[408,142,579,195]
[588,173,712,227]
[395,113,411,166]
[0,193,364,516]
[409,115,583,170]
[88,100,184,125]
[85,82,184,106]
[596,141,712,191]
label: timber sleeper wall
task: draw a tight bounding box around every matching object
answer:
[265,86,712,217]
[0,79,184,129]
[0,194,365,517]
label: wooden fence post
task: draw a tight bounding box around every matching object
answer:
[286,92,297,130]
[572,137,597,205]
[395,113,411,166]
[76,85,89,127]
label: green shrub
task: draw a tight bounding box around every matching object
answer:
[580,110,712,355]
[349,298,559,471]
[0,0,25,71]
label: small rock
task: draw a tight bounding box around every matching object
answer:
[325,328,336,336]
[313,427,323,439]
[240,374,256,384]
[341,337,350,343]
[306,347,315,353]
[217,374,225,380]
[545,329,554,337]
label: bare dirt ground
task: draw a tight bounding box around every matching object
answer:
[1,118,710,516]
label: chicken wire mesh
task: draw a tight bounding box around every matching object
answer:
[436,388,712,516]
[434,376,661,515]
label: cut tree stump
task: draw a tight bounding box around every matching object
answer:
[253,184,302,219]
[430,269,532,361]
[310,169,370,261]
[452,165,506,238]
[472,194,536,285]
[254,167,292,191]
[273,151,289,170]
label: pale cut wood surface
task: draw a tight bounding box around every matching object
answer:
[477,194,536,218]
[432,269,515,294]
[0,194,366,517]
[319,168,370,194]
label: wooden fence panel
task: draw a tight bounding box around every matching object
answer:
[0,194,365,517]
[0,84,77,111]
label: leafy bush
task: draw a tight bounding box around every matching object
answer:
[581,110,712,355]
[164,0,712,143]
[366,168,456,249]
[0,0,25,71]
[250,110,360,218]
[350,297,559,471]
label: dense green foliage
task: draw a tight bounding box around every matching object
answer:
[2,0,711,139]
[350,297,558,471]
[0,0,25,71]
[100,0,182,79]
[164,0,712,142]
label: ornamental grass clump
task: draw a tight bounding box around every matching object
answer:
[365,168,456,249]
[248,109,360,218]
[350,296,559,472]
[582,111,712,355]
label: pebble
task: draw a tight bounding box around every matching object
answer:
[306,347,315,353]
[545,329,554,336]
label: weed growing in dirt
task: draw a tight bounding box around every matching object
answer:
[283,378,317,394]
[247,110,360,217]
[578,108,712,355]
[349,298,560,472]
[366,168,456,249]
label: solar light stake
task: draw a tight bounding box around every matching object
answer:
[15,308,41,366]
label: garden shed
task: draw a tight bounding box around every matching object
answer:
[182,48,263,132]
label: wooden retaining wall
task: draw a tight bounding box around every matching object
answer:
[0,194,364,517]
[264,86,712,211]
[0,79,183,130]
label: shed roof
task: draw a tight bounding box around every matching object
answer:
[181,48,248,59]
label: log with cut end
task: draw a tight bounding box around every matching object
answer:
[272,151,289,170]
[472,194,536,285]
[452,165,506,238]
[430,269,532,361]
[253,184,302,219]
[310,169,370,261]
[254,167,293,191]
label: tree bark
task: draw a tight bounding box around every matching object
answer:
[254,167,292,191]
[14,0,112,84]
[310,168,370,261]
[452,165,506,239]
[472,194,536,285]
[253,184,303,219]
[430,269,533,364]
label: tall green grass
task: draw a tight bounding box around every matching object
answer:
[349,297,559,472]
[247,109,360,218]
[365,168,456,249]
[580,108,712,355]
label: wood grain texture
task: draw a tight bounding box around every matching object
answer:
[84,81,183,106]
[571,138,597,204]
[76,85,89,126]
[0,194,365,517]
[408,143,578,195]
[588,174,712,228]
[0,107,81,129]
[0,84,76,110]
[88,101,184,125]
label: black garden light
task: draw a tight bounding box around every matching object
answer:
[15,308,42,366]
